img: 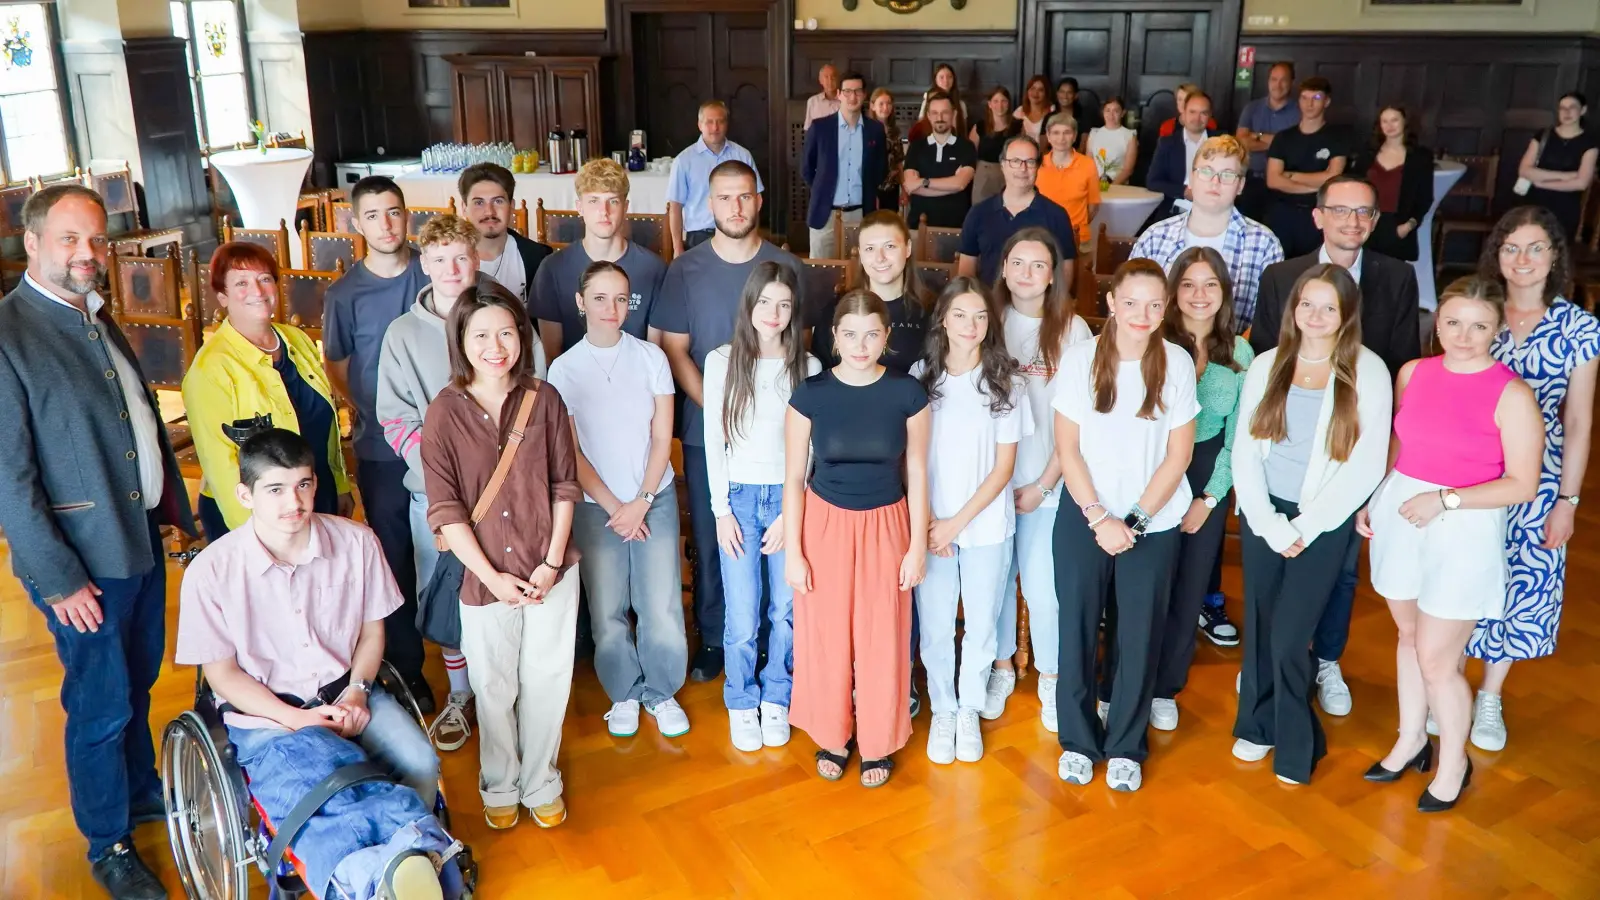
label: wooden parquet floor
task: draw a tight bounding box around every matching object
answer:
[4,466,1599,899]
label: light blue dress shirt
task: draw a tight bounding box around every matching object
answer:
[832,114,864,207]
[666,138,765,232]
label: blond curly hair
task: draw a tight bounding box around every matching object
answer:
[574,158,631,199]
[417,214,480,250]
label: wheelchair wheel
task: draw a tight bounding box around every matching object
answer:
[161,712,254,900]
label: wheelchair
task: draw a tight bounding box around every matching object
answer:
[159,661,478,900]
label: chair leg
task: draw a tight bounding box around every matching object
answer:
[1015,588,1031,678]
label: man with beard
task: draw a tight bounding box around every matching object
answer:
[324,175,434,710]
[0,184,195,899]
[651,159,806,682]
[458,162,553,305]
[903,91,977,232]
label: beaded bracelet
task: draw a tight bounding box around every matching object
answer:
[1087,510,1113,529]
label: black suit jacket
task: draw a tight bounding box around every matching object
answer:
[1248,249,1421,380]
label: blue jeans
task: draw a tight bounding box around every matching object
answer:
[573,492,687,705]
[720,483,794,709]
[917,539,1013,714]
[28,513,164,861]
[998,505,1058,674]
[1312,526,1361,662]
[227,720,459,900]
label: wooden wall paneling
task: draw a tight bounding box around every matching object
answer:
[123,37,212,250]
[547,63,603,145]
[453,61,500,145]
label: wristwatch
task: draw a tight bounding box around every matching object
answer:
[1037,481,1055,501]
[921,177,931,191]
[1559,494,1580,507]
[637,490,656,506]
[346,679,372,696]
[1441,489,1462,511]
[1122,509,1150,537]
[1202,493,1219,510]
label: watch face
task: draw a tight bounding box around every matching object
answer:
[1203,495,1218,509]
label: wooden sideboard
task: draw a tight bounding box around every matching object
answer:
[445,55,603,151]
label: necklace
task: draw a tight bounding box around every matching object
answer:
[249,327,283,355]
[1509,306,1542,331]
[586,339,623,382]
[1297,352,1329,385]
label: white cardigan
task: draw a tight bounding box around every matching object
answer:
[1231,346,1393,553]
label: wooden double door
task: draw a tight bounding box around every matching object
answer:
[632,12,772,175]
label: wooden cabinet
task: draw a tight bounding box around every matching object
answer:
[446,55,602,151]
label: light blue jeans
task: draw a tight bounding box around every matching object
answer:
[916,538,1014,715]
[720,483,794,710]
[409,491,441,590]
[998,506,1059,674]
[573,492,688,705]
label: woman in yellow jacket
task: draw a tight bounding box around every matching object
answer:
[183,242,351,537]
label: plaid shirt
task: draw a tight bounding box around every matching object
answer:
[1129,207,1284,331]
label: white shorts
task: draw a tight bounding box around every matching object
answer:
[1368,470,1509,621]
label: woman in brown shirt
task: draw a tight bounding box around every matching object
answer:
[421,281,581,831]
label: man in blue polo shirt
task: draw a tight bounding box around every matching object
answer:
[956,133,1077,284]
[1234,61,1301,221]
[666,99,764,257]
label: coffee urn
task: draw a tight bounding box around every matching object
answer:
[546,128,573,174]
[569,128,590,165]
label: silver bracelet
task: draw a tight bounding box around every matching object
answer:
[1087,510,1113,529]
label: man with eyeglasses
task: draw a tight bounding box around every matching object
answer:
[956,133,1077,283]
[1146,89,1216,224]
[1235,62,1300,221]
[1250,173,1420,722]
[1265,76,1351,257]
[802,71,888,259]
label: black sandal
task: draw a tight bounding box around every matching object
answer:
[859,756,894,788]
[815,739,855,781]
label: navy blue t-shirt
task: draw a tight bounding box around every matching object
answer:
[322,254,427,460]
[957,192,1078,284]
[274,347,339,515]
[788,368,928,511]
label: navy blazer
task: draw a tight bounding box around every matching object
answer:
[1145,130,1211,219]
[802,112,889,230]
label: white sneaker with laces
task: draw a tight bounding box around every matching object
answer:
[1097,700,1110,726]
[927,712,957,764]
[646,697,691,737]
[980,667,1016,720]
[1038,674,1059,733]
[428,691,473,752]
[1058,750,1093,785]
[955,709,984,762]
[759,702,790,747]
[728,708,761,752]
[1105,757,1142,792]
[1150,698,1179,732]
[1470,690,1507,751]
[604,699,641,737]
[1232,738,1273,762]
[1316,659,1352,716]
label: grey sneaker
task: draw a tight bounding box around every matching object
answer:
[428,691,473,751]
[1105,757,1143,792]
[980,667,1016,720]
[1038,674,1059,733]
[646,697,691,737]
[1058,750,1093,785]
[1470,691,1507,751]
[1150,698,1179,732]
[1316,659,1352,716]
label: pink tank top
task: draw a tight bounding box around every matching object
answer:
[1394,356,1518,488]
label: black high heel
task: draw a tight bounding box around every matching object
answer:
[1363,741,1435,783]
[1418,758,1473,813]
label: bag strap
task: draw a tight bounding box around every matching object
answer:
[468,386,538,526]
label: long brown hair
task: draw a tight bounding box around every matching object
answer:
[446,280,536,389]
[723,262,810,445]
[991,226,1078,377]
[919,276,1019,414]
[1248,263,1364,461]
[1477,205,1572,306]
[854,209,929,309]
[1092,259,1169,419]
[1163,246,1242,371]
[1020,74,1052,120]
[831,288,892,331]
[980,85,1019,137]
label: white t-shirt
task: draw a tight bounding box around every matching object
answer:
[1183,227,1227,253]
[702,346,821,517]
[910,361,1030,548]
[1003,308,1095,508]
[1051,339,1199,532]
[546,333,676,504]
[479,242,528,302]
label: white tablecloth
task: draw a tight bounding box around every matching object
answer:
[211,148,313,267]
[393,169,673,215]
[1092,185,1163,238]
[1415,160,1469,311]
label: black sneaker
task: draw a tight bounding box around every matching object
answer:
[406,674,438,716]
[689,645,724,682]
[91,842,167,900]
[1198,599,1240,647]
[909,684,922,719]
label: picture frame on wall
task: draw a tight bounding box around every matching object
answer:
[407,0,516,10]
[1366,0,1523,5]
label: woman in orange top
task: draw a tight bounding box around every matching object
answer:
[1035,112,1101,248]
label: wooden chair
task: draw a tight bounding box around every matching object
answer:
[801,258,854,306]
[107,252,197,392]
[300,226,365,273]
[1074,257,1105,319]
[183,248,222,328]
[407,201,456,239]
[1093,222,1135,275]
[535,199,584,247]
[0,181,35,237]
[915,260,954,298]
[327,200,355,236]
[206,158,240,231]
[110,228,183,260]
[220,220,291,268]
[626,212,672,260]
[267,131,308,150]
[916,216,964,263]
[1432,153,1500,276]
[0,257,25,294]
[277,266,343,342]
[92,162,139,216]
[835,216,864,259]
[511,199,530,238]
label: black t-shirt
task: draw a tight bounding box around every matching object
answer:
[789,368,929,511]
[810,293,932,374]
[904,136,978,229]
[1268,123,1353,207]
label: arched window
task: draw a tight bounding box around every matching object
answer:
[0,3,73,181]
[170,0,254,150]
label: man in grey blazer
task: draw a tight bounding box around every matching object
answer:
[0,184,194,899]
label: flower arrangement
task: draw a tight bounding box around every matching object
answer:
[250,120,267,153]
[1096,147,1117,191]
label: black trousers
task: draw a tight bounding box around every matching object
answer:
[1268,201,1323,259]
[356,458,425,684]
[1311,528,1361,662]
[1238,175,1273,223]
[1233,496,1356,783]
[684,229,715,251]
[1055,504,1180,763]
[681,444,725,649]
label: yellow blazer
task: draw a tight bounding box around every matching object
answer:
[181,320,349,528]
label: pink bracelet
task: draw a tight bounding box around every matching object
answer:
[1081,501,1104,515]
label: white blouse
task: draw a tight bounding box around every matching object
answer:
[702,345,820,517]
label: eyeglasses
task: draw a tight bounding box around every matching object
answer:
[1499,241,1551,258]
[838,87,866,96]
[1194,166,1243,184]
[1319,205,1378,222]
[1001,157,1040,170]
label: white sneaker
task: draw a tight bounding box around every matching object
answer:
[1038,674,1059,733]
[604,699,640,737]
[1097,700,1110,726]
[759,702,790,747]
[1235,671,1241,695]
[1106,757,1142,792]
[1058,750,1093,785]
[1316,659,1352,716]
[427,691,473,752]
[980,667,1016,720]
[1426,711,1439,736]
[1232,738,1273,762]
[927,712,957,764]
[1150,698,1179,732]
[646,697,691,737]
[1276,774,1303,785]
[728,708,761,752]
[1470,691,1507,751]
[955,709,984,762]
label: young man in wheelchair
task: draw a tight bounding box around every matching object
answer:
[175,428,463,900]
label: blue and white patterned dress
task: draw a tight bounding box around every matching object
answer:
[1467,297,1600,662]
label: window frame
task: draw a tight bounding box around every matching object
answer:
[170,0,257,153]
[0,1,79,185]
